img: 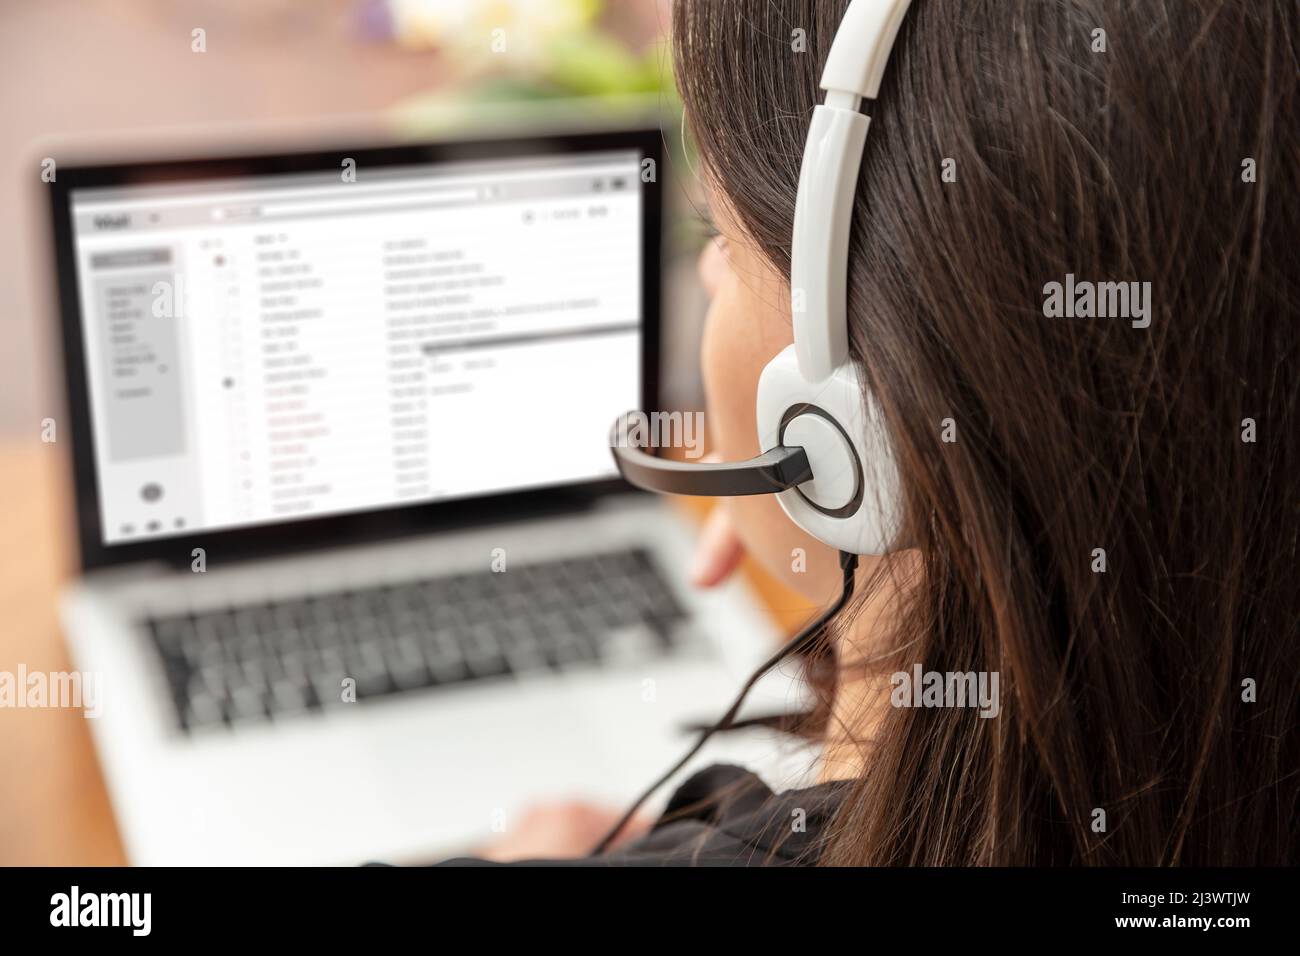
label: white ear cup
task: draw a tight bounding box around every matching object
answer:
[782,413,858,511]
[757,345,901,555]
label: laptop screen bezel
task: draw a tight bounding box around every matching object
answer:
[49,128,663,572]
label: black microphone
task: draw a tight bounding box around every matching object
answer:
[608,411,812,497]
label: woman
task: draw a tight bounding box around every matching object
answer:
[454,0,1299,865]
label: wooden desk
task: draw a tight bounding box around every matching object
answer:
[0,440,814,865]
[0,441,126,864]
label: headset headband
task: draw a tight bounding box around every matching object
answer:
[793,0,912,382]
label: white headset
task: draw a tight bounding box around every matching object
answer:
[597,0,915,852]
[611,0,912,556]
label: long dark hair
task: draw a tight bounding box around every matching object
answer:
[673,0,1298,864]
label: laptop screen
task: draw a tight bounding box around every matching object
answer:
[63,145,647,548]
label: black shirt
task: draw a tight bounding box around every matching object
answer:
[436,764,849,867]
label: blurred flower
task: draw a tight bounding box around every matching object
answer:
[380,0,676,143]
[387,0,600,70]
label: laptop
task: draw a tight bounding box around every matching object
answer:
[47,128,806,865]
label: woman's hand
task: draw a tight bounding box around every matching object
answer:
[472,801,653,862]
[689,498,747,589]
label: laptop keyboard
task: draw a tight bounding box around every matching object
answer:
[146,547,689,733]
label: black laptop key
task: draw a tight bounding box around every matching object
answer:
[268,678,310,716]
[545,633,599,670]
[382,636,431,690]
[420,632,469,684]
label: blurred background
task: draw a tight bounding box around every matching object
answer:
[0,0,813,864]
[2,0,706,439]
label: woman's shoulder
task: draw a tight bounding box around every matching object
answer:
[611,763,847,866]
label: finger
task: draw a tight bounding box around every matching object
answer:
[690,504,746,588]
